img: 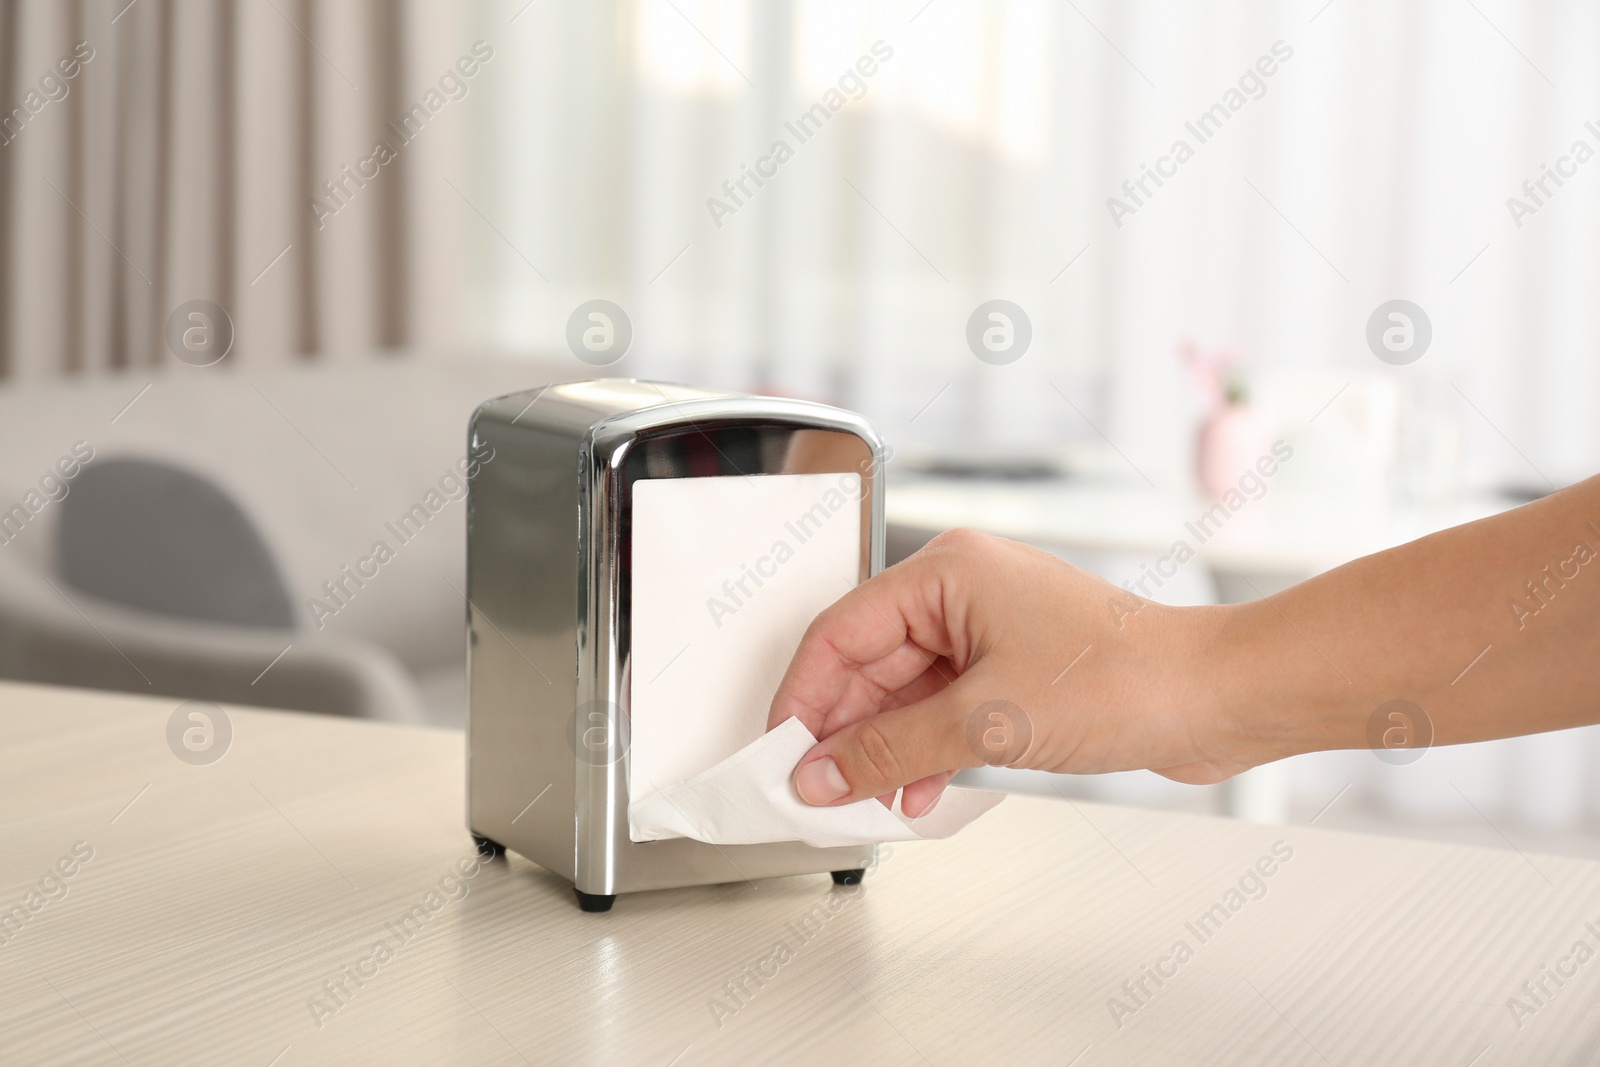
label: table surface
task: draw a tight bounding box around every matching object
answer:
[886,475,1516,575]
[3,681,1599,1067]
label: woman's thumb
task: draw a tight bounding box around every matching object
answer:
[791,681,1001,805]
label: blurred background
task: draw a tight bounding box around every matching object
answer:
[2,0,1598,857]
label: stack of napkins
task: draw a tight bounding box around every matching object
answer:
[629,717,1005,849]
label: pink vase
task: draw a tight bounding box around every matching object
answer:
[1195,404,1269,501]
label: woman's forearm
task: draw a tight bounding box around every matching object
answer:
[1216,474,1600,764]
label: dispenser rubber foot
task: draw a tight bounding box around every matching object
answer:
[574,888,616,913]
[471,834,506,859]
[831,869,865,886]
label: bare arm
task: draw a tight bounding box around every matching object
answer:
[1221,472,1600,763]
[767,474,1600,812]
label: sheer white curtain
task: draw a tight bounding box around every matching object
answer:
[475,0,1600,832]
[474,0,1600,490]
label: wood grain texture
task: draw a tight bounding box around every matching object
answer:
[2,680,1598,1066]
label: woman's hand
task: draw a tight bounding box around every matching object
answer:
[767,529,1269,817]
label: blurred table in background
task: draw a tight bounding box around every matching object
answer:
[887,473,1519,594]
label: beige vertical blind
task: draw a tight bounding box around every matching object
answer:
[0,0,477,379]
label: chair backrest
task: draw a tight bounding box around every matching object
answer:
[57,456,295,629]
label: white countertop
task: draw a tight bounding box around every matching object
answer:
[887,474,1520,576]
[2,680,1597,1065]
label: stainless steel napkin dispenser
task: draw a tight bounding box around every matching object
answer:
[465,379,884,911]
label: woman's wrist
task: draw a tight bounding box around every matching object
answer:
[1186,598,1358,774]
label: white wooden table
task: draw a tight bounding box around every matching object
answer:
[2,681,1597,1065]
[886,475,1515,580]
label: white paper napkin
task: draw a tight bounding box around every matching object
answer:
[629,473,864,805]
[628,717,1006,848]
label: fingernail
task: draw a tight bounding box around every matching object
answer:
[795,757,851,805]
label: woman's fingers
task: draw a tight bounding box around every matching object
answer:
[900,770,956,818]
[766,553,959,737]
[791,677,984,805]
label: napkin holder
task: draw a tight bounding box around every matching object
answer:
[465,379,883,911]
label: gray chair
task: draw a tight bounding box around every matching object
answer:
[0,352,569,725]
[59,457,297,629]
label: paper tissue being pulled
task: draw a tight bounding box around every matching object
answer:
[629,716,1005,848]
